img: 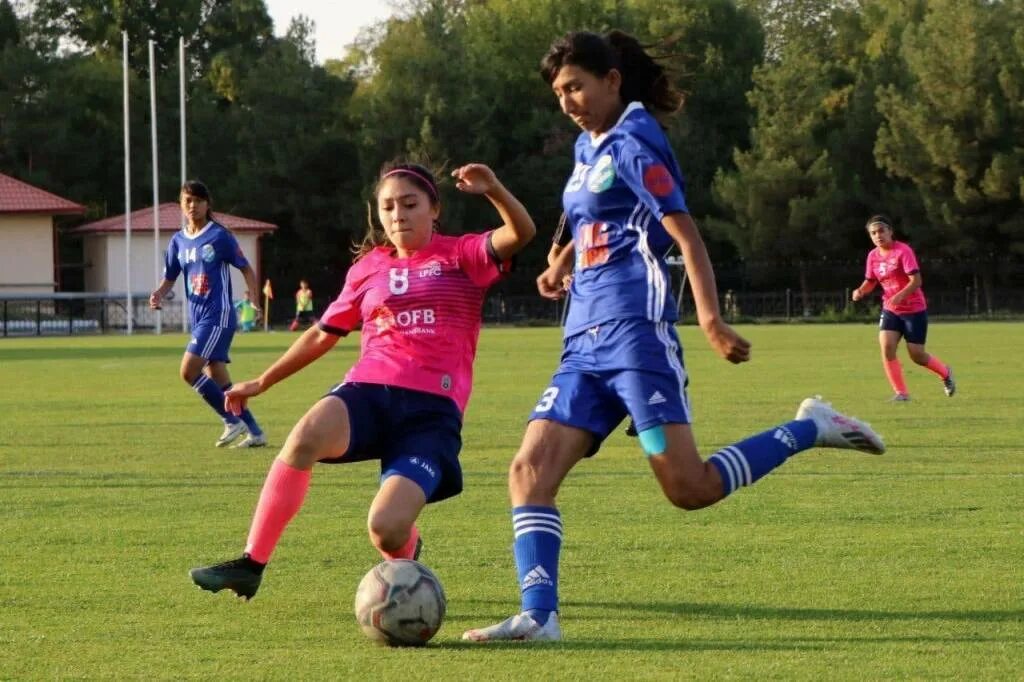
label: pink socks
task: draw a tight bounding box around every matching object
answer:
[925,355,950,379]
[884,358,908,396]
[381,525,421,561]
[244,459,312,564]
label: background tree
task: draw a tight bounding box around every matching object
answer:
[874,0,1024,312]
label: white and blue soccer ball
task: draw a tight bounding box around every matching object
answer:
[354,559,446,646]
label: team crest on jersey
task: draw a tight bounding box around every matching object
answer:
[643,164,675,197]
[565,162,591,193]
[586,154,616,193]
[189,274,210,296]
[200,243,217,263]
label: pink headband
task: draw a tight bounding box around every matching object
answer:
[382,168,439,201]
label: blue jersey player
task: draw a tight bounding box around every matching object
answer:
[463,30,887,643]
[149,181,266,449]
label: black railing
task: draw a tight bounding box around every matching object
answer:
[2,287,1022,337]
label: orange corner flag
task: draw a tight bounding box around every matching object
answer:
[262,279,274,300]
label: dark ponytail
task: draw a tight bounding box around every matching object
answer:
[540,30,683,117]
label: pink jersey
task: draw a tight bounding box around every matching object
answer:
[865,240,927,314]
[319,232,507,414]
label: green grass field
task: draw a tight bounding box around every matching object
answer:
[1,323,1022,679]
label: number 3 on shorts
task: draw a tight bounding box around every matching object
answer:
[535,387,559,412]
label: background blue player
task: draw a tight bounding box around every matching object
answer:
[149,180,267,449]
[463,30,886,643]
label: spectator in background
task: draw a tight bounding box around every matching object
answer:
[234,292,258,332]
[290,279,315,331]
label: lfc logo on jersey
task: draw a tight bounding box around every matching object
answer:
[586,154,616,193]
[201,243,217,263]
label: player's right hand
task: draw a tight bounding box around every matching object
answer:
[704,319,751,364]
[851,289,863,302]
[225,379,262,415]
[148,291,162,310]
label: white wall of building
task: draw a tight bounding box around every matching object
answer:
[82,231,263,299]
[0,215,56,294]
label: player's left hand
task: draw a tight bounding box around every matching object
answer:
[225,379,262,416]
[451,164,498,195]
[704,319,751,364]
[537,264,571,300]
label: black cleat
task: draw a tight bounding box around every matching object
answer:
[189,554,265,600]
[943,366,956,397]
[624,419,638,437]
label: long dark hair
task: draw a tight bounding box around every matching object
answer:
[180,180,214,222]
[540,30,683,117]
[354,161,442,260]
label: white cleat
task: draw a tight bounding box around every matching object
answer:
[233,432,267,448]
[462,612,562,642]
[795,396,885,455]
[215,421,247,448]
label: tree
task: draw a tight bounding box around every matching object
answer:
[874,0,1024,310]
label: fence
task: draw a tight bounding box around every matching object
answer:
[2,286,1022,337]
[0,293,186,337]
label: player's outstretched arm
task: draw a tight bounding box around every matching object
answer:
[661,211,751,364]
[451,163,536,260]
[225,326,339,415]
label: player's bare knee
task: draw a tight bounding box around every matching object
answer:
[508,455,557,500]
[367,516,406,552]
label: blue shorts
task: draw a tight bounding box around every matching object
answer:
[322,383,463,503]
[529,319,691,454]
[879,309,928,345]
[186,324,235,362]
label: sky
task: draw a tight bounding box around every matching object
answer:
[263,0,398,63]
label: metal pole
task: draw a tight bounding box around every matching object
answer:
[123,31,133,335]
[150,40,162,334]
[180,36,188,333]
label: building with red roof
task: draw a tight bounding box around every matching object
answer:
[0,172,86,294]
[70,202,277,299]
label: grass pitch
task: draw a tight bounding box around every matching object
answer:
[1,323,1021,679]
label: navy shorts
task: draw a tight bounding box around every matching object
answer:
[529,319,691,454]
[322,383,463,503]
[186,323,235,362]
[879,309,928,345]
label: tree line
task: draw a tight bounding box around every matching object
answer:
[1,0,1022,312]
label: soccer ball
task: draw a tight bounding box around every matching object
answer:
[354,559,446,646]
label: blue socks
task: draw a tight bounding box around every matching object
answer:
[513,505,561,625]
[709,419,818,496]
[221,383,263,436]
[191,374,238,423]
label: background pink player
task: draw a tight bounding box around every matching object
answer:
[851,214,956,401]
[188,161,535,599]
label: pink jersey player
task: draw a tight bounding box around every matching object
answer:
[864,241,926,315]
[319,231,503,414]
[189,161,535,600]
[851,215,955,402]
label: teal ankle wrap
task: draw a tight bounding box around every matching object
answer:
[638,426,666,457]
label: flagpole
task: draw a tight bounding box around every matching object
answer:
[179,36,188,332]
[149,39,161,334]
[123,31,133,335]
[263,279,272,332]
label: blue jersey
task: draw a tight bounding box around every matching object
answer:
[561,102,689,337]
[163,221,249,328]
